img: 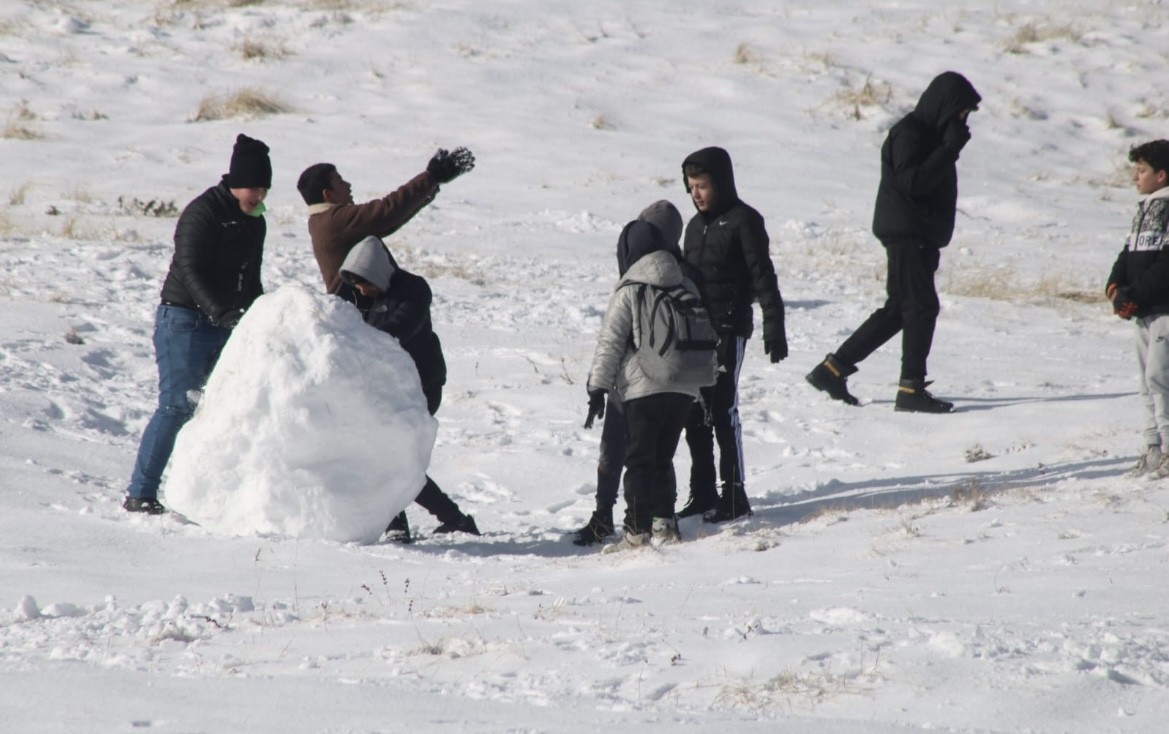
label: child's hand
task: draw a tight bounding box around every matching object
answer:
[1109,284,1138,319]
[584,389,606,429]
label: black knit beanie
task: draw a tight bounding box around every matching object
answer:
[226,134,272,189]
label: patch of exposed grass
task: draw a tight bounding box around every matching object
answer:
[236,38,290,61]
[192,87,291,121]
[1003,21,1084,54]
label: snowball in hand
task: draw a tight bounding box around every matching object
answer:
[164,286,436,543]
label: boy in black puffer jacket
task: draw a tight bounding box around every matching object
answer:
[339,236,480,542]
[678,146,788,523]
[807,71,981,414]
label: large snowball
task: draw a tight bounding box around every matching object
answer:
[164,285,436,543]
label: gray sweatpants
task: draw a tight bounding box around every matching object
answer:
[1135,314,1169,448]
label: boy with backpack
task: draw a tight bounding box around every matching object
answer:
[572,200,693,546]
[585,202,718,550]
[339,235,481,542]
[1106,140,1169,477]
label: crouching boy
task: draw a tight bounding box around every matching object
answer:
[1106,140,1169,477]
[339,236,480,540]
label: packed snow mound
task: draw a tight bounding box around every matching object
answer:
[164,285,437,543]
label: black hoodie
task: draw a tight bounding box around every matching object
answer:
[681,147,785,341]
[871,71,982,248]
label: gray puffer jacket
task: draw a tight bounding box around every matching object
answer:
[587,249,703,402]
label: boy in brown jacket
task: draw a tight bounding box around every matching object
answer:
[297,147,475,298]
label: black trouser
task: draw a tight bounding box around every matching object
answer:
[834,239,941,382]
[684,335,746,496]
[622,392,694,533]
[394,385,462,525]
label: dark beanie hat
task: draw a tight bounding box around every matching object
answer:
[226,134,272,189]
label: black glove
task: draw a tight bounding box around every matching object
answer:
[584,389,606,429]
[764,337,788,364]
[942,118,971,154]
[215,309,244,329]
[426,147,476,184]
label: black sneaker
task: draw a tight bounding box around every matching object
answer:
[571,511,614,546]
[383,512,412,544]
[123,497,166,515]
[806,354,859,405]
[894,380,953,413]
[702,485,753,524]
[677,492,718,519]
[434,514,481,536]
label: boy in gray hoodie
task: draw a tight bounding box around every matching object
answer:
[339,236,480,541]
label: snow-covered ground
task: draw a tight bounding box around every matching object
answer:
[2,1,1168,731]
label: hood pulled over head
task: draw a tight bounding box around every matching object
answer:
[339,236,396,291]
[681,146,738,214]
[914,71,981,130]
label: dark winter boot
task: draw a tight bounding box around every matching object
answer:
[434,513,481,536]
[123,497,166,515]
[703,483,753,523]
[676,489,718,519]
[572,508,615,546]
[806,353,859,405]
[894,379,953,413]
[383,511,412,544]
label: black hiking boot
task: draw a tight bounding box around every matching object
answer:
[383,511,412,544]
[571,509,615,546]
[434,514,481,536]
[703,484,753,524]
[676,490,718,519]
[123,497,166,515]
[894,379,953,413]
[806,353,859,406]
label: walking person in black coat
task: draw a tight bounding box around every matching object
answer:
[676,147,788,523]
[807,71,981,413]
[123,134,271,514]
[339,235,480,542]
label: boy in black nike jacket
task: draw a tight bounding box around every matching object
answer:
[677,147,787,523]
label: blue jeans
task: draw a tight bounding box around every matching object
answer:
[595,397,627,510]
[126,305,229,500]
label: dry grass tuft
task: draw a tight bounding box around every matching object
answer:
[3,102,43,140]
[193,87,291,121]
[1003,21,1084,54]
[9,182,32,206]
[236,38,290,61]
[951,478,991,512]
[943,267,1100,305]
[834,75,893,120]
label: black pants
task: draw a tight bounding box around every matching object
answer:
[397,385,461,525]
[622,392,694,533]
[834,239,940,382]
[684,335,746,495]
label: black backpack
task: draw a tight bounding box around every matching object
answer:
[625,282,719,390]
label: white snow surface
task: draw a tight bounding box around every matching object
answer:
[2,1,1169,732]
[165,285,437,543]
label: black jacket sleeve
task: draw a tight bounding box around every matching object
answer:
[366,271,432,342]
[888,124,959,200]
[739,211,785,341]
[171,198,232,320]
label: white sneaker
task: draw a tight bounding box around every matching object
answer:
[1150,452,1169,480]
[601,529,650,554]
[651,516,681,546]
[1130,445,1164,477]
